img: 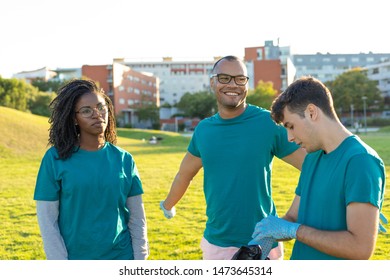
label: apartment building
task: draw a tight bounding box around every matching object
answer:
[293,52,390,83]
[82,62,159,127]
[120,57,215,105]
[244,40,296,93]
[364,60,390,99]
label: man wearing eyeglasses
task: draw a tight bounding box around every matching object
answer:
[160,55,306,260]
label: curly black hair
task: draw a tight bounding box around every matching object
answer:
[48,79,117,159]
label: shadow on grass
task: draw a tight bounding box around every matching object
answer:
[117,128,191,155]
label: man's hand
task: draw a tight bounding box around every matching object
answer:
[160,201,176,219]
[251,215,301,241]
[248,237,275,260]
[379,212,388,233]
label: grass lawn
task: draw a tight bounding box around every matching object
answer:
[0,106,389,260]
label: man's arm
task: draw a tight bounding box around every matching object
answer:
[281,148,306,170]
[295,202,378,259]
[252,199,379,259]
[162,152,203,210]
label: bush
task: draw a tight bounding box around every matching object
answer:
[366,118,390,127]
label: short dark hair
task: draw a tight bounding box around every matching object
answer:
[211,55,244,73]
[48,79,117,159]
[271,76,336,124]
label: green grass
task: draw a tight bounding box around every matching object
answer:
[0,106,389,260]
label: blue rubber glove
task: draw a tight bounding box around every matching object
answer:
[248,237,275,260]
[160,201,176,219]
[379,212,388,233]
[252,215,301,241]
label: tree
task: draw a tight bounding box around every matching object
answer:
[137,105,160,129]
[0,77,56,116]
[246,80,277,110]
[177,91,217,119]
[31,78,67,93]
[29,92,56,117]
[0,77,38,111]
[325,68,383,114]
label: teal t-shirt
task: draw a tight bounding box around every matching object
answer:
[34,142,143,260]
[291,135,386,260]
[188,104,300,247]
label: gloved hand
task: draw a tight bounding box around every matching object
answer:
[251,215,301,241]
[160,201,176,219]
[248,236,275,260]
[379,212,388,233]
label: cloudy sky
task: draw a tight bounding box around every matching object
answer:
[1,0,389,77]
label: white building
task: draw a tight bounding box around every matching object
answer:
[118,57,217,105]
[293,52,390,83]
[364,60,390,98]
[13,66,57,82]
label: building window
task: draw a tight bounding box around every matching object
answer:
[265,47,270,59]
[257,49,263,60]
[119,98,125,104]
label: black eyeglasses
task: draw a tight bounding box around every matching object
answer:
[76,104,108,118]
[210,74,249,86]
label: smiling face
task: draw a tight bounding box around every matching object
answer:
[210,58,248,115]
[74,92,108,139]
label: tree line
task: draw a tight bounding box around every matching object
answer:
[0,69,385,121]
[0,77,65,117]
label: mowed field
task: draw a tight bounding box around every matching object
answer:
[0,106,389,260]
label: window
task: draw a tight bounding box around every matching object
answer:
[257,49,263,60]
[351,57,359,62]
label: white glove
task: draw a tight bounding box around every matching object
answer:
[160,201,176,219]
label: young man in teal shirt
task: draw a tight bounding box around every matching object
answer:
[160,56,306,259]
[251,76,386,259]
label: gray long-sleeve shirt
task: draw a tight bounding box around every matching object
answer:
[36,195,149,260]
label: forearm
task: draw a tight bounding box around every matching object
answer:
[126,195,149,260]
[296,225,375,259]
[163,172,192,209]
[36,200,68,260]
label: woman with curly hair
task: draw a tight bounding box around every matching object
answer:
[34,79,148,260]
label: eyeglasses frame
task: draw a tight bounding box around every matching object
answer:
[75,104,108,118]
[210,73,249,86]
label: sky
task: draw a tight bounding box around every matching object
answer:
[1,0,389,78]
